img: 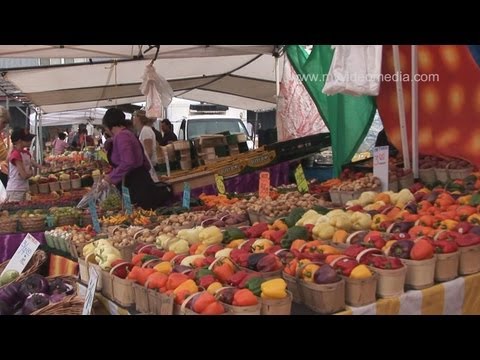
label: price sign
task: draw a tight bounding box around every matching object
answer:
[82,266,99,315]
[215,174,226,195]
[122,185,133,215]
[88,199,102,233]
[373,146,389,192]
[259,172,270,198]
[1,234,40,276]
[182,182,191,209]
[295,164,309,193]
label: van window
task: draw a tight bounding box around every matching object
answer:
[187,118,248,140]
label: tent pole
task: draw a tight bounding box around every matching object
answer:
[392,45,410,170]
[275,57,280,97]
[254,111,259,149]
[38,109,44,164]
[411,45,419,178]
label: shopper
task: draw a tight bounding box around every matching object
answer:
[133,110,159,182]
[159,119,178,145]
[51,132,69,155]
[101,108,170,209]
[5,129,38,202]
[0,106,10,188]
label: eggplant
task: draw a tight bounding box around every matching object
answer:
[216,288,236,305]
[256,254,279,272]
[426,191,441,203]
[366,210,379,217]
[0,299,13,315]
[0,282,24,309]
[313,265,340,284]
[49,278,74,296]
[19,274,49,299]
[246,253,268,270]
[389,221,415,234]
[22,293,49,315]
[414,192,427,202]
[404,201,418,214]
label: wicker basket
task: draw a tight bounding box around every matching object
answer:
[100,269,114,300]
[18,216,46,233]
[0,217,18,234]
[30,295,85,315]
[447,163,473,181]
[298,278,345,314]
[147,289,174,315]
[239,266,283,281]
[56,215,79,227]
[29,183,39,194]
[328,189,342,206]
[435,251,459,282]
[282,272,302,304]
[398,173,414,189]
[110,262,135,307]
[132,282,150,314]
[434,167,449,183]
[247,210,260,225]
[0,250,47,290]
[419,168,436,184]
[260,291,293,315]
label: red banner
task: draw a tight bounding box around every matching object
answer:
[377,45,480,167]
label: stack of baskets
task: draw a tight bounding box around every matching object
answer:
[0,216,18,234]
[18,216,46,233]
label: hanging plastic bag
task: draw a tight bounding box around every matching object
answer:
[0,180,6,204]
[322,45,383,96]
[76,181,119,209]
[140,64,174,119]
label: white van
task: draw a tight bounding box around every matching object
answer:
[177,114,254,149]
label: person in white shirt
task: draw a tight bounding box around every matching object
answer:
[133,110,159,183]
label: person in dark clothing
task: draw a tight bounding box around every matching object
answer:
[101,108,171,209]
[375,128,399,157]
[159,119,178,145]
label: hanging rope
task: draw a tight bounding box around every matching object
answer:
[95,60,116,109]
[150,45,160,65]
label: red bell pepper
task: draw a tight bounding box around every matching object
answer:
[230,249,250,267]
[455,233,480,247]
[363,234,386,249]
[304,224,315,240]
[227,271,249,287]
[368,256,404,270]
[454,221,473,234]
[333,257,358,276]
[256,254,282,272]
[245,223,269,238]
[433,240,458,254]
[199,274,216,289]
[238,273,258,288]
[410,238,434,260]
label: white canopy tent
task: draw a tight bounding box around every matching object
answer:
[0,45,282,113]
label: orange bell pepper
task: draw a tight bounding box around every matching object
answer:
[232,289,258,306]
[192,292,217,313]
[213,262,235,283]
[417,215,435,227]
[290,239,307,251]
[166,273,189,290]
[201,301,225,315]
[284,258,298,276]
[146,272,168,290]
[456,206,477,221]
[410,238,434,260]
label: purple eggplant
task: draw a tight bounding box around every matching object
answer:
[216,287,237,305]
[0,282,25,309]
[49,278,74,296]
[0,300,13,315]
[469,226,480,236]
[389,240,414,259]
[404,201,418,214]
[172,265,193,274]
[389,221,415,234]
[426,191,441,204]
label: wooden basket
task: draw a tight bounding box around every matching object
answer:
[388,179,399,192]
[29,183,39,194]
[401,257,436,290]
[77,253,102,290]
[447,162,473,181]
[18,216,46,233]
[328,189,342,206]
[71,178,81,189]
[60,180,71,191]
[38,183,50,194]
[132,282,150,314]
[222,301,261,315]
[239,266,283,281]
[110,262,135,307]
[369,264,407,298]
[260,290,293,315]
[0,217,18,234]
[100,269,114,300]
[435,251,459,282]
[282,272,302,304]
[0,250,47,290]
[49,181,60,192]
[30,295,85,315]
[116,243,136,263]
[69,240,93,260]
[147,289,174,315]
[56,215,78,227]
[419,168,436,184]
[298,278,345,314]
[458,244,480,275]
[343,273,378,307]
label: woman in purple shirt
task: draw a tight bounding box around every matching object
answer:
[101,108,162,209]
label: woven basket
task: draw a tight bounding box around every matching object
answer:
[29,183,39,194]
[30,295,86,315]
[60,180,71,191]
[0,217,18,234]
[239,266,283,281]
[18,216,46,233]
[56,215,79,227]
[281,272,302,304]
[71,178,81,189]
[447,162,473,181]
[260,291,293,315]
[49,182,60,192]
[0,250,47,290]
[434,167,449,183]
[419,168,436,184]
[38,183,50,194]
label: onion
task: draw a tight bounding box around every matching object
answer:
[19,274,49,299]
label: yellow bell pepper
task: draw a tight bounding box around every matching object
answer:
[252,239,274,253]
[349,264,373,279]
[154,261,172,275]
[467,213,480,225]
[371,214,388,231]
[261,278,288,299]
[227,239,246,249]
[302,264,320,282]
[199,226,223,245]
[272,219,288,232]
[440,219,458,231]
[173,279,198,294]
[458,195,472,206]
[207,282,223,295]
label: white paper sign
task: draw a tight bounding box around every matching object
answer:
[82,266,99,315]
[373,146,389,192]
[1,233,40,276]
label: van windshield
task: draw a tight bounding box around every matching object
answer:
[187,118,249,140]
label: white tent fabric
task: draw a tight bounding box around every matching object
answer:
[28,108,131,128]
[1,45,282,113]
